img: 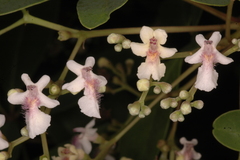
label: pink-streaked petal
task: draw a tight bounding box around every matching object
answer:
[0,115,5,128]
[7,92,27,105]
[130,42,148,57]
[39,93,60,108]
[92,74,107,87]
[80,136,92,154]
[85,128,97,137]
[62,76,85,94]
[209,31,221,46]
[193,152,202,159]
[195,65,218,92]
[78,96,101,118]
[36,75,50,91]
[195,34,206,47]
[137,62,166,81]
[86,119,95,129]
[140,26,154,44]
[184,48,203,64]
[66,60,84,76]
[158,46,177,58]
[73,127,85,133]
[0,136,9,150]
[25,107,51,139]
[214,50,233,65]
[153,29,167,45]
[21,74,34,86]
[85,57,95,67]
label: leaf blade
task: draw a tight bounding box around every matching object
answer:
[191,0,230,6]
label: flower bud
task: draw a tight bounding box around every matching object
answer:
[153,86,161,94]
[170,100,178,108]
[138,111,145,118]
[98,86,106,93]
[97,57,112,68]
[0,151,9,160]
[179,90,190,100]
[49,84,61,95]
[21,127,29,137]
[180,101,192,115]
[232,38,238,44]
[125,59,134,75]
[158,82,172,94]
[170,110,181,122]
[107,33,125,44]
[160,98,176,109]
[112,76,122,85]
[137,79,150,92]
[122,39,131,49]
[114,44,122,52]
[178,114,185,122]
[142,105,151,116]
[191,100,204,109]
[7,88,23,96]
[128,102,141,116]
[58,30,71,41]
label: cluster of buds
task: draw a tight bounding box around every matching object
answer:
[232,38,240,51]
[128,101,151,118]
[107,33,131,52]
[160,90,204,122]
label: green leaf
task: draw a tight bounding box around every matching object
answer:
[77,0,128,30]
[213,110,240,151]
[0,0,48,16]
[191,0,230,6]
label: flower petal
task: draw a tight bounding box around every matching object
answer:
[66,60,84,76]
[195,65,218,92]
[0,134,9,150]
[73,127,85,133]
[85,119,95,129]
[80,136,92,154]
[0,115,5,128]
[7,92,27,105]
[184,48,203,64]
[26,107,51,139]
[21,74,34,86]
[195,34,206,47]
[39,93,60,108]
[214,50,233,65]
[85,57,95,67]
[209,31,221,47]
[36,75,50,91]
[140,26,154,44]
[130,42,148,57]
[62,76,85,94]
[153,29,167,45]
[78,96,101,118]
[158,46,177,58]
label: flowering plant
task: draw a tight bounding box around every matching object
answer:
[0,0,240,160]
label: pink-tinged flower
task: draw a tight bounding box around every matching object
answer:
[72,119,98,154]
[62,57,107,118]
[0,115,9,150]
[52,144,85,160]
[176,137,201,160]
[130,26,177,81]
[185,32,233,92]
[7,74,60,139]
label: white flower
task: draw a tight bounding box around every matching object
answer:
[130,26,177,81]
[62,57,107,118]
[185,32,233,92]
[52,144,84,160]
[0,115,9,150]
[72,119,98,154]
[7,74,60,139]
[176,137,201,160]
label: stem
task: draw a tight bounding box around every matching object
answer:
[8,136,29,158]
[58,38,85,81]
[0,18,25,35]
[225,0,234,40]
[40,133,50,159]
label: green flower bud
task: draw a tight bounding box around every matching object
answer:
[170,110,181,122]
[122,39,131,49]
[58,30,71,41]
[179,90,190,100]
[0,151,9,160]
[159,82,172,94]
[107,33,125,44]
[97,57,112,68]
[49,84,61,95]
[138,111,145,118]
[112,76,122,85]
[128,102,141,116]
[114,44,123,52]
[160,98,176,109]
[142,105,151,116]
[7,88,23,96]
[180,101,192,115]
[21,127,29,137]
[178,114,185,122]
[137,79,150,92]
[191,100,204,109]
[153,86,161,94]
[98,86,106,93]
[125,59,134,75]
[170,100,178,108]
